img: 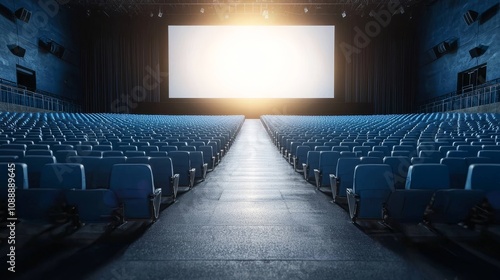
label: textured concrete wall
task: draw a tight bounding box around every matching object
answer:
[417,0,500,103]
[0,0,82,101]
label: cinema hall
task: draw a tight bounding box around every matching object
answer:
[1,0,500,279]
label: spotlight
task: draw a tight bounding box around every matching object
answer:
[158,7,163,18]
[200,8,205,14]
[342,10,346,18]
[304,7,308,14]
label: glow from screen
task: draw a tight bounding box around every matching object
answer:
[168,25,334,98]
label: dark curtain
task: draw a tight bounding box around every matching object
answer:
[82,17,162,113]
[341,16,418,114]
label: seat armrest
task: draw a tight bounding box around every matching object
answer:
[202,163,208,179]
[189,168,196,188]
[314,169,321,189]
[171,174,180,199]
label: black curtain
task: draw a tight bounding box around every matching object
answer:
[340,16,418,114]
[82,17,162,113]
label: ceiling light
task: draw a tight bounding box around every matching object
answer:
[342,10,346,18]
[262,9,269,19]
[158,7,163,18]
[200,8,204,14]
[304,7,308,14]
[150,11,153,17]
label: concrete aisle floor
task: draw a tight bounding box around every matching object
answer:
[87,119,434,280]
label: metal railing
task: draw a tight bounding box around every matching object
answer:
[0,81,80,112]
[418,81,500,113]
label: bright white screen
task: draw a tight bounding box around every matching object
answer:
[168,25,334,98]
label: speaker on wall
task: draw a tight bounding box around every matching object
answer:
[463,10,479,25]
[469,45,488,58]
[7,44,26,57]
[38,38,65,59]
[14,7,31,23]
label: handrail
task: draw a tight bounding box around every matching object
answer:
[417,80,500,113]
[0,81,80,112]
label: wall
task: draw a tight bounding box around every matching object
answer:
[417,0,500,103]
[0,0,82,102]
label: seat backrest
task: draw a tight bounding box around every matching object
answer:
[92,156,127,189]
[372,146,390,156]
[305,151,321,179]
[23,155,57,188]
[168,151,192,185]
[440,157,467,189]
[102,150,124,157]
[360,156,383,164]
[446,150,469,158]
[318,151,341,185]
[26,150,53,156]
[352,164,395,219]
[148,151,169,157]
[405,164,450,190]
[149,157,175,195]
[336,157,361,197]
[160,145,178,152]
[40,163,86,190]
[189,151,205,177]
[478,150,500,163]
[353,164,395,192]
[109,164,155,219]
[465,164,500,192]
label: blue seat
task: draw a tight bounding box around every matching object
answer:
[147,151,169,157]
[168,151,196,188]
[353,146,371,156]
[383,156,411,190]
[26,144,50,151]
[440,158,468,189]
[179,146,196,152]
[160,145,178,153]
[406,164,450,190]
[383,188,435,225]
[23,155,57,188]
[16,163,85,222]
[367,151,385,158]
[109,164,161,221]
[150,157,179,198]
[360,156,383,164]
[314,151,340,189]
[303,151,321,182]
[52,144,74,152]
[190,151,208,182]
[294,146,310,173]
[0,155,19,162]
[330,157,361,202]
[426,189,485,225]
[65,189,120,224]
[457,145,482,157]
[25,150,53,156]
[67,156,101,189]
[198,145,216,171]
[93,157,127,189]
[140,146,159,153]
[477,150,500,163]
[124,151,146,157]
[102,150,125,157]
[372,146,390,156]
[411,156,440,164]
[446,150,469,158]
[93,145,113,151]
[0,149,25,158]
[40,163,86,190]
[347,164,395,222]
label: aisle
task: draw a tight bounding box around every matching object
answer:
[88,119,429,279]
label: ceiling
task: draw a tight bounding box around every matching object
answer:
[62,0,427,18]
